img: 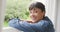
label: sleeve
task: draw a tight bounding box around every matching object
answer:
[8,18,24,31]
[30,20,53,32]
[8,18,35,32]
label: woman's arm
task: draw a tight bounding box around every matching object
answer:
[8,18,35,32]
[29,20,54,32]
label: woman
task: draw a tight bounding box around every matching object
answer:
[9,2,55,32]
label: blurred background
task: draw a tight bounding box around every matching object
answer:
[4,0,32,27]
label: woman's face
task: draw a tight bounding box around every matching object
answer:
[29,8,45,23]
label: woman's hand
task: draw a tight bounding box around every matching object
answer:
[27,20,32,23]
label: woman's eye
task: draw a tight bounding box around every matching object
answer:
[35,11,38,13]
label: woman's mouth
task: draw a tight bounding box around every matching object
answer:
[31,17,36,20]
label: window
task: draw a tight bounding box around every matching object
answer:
[0,0,58,32]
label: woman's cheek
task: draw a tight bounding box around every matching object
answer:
[30,13,38,17]
[34,13,38,16]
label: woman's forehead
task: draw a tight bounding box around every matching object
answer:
[29,7,42,11]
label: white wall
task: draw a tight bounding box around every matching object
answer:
[56,0,60,32]
[0,0,6,32]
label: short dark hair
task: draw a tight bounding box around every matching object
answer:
[29,2,45,12]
